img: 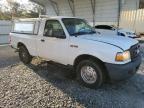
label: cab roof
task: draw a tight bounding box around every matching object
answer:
[14,16,81,22]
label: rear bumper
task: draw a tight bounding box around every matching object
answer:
[105,55,141,81]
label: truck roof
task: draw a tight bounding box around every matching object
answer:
[14,16,81,22]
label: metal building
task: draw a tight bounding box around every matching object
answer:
[0,21,11,44]
[31,0,144,34]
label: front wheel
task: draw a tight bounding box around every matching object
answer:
[76,60,105,89]
[19,46,32,64]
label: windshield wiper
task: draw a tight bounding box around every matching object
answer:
[71,30,96,37]
[71,32,86,36]
[88,31,96,34]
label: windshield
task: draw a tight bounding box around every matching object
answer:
[62,18,96,36]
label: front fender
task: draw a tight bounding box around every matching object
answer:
[69,39,129,65]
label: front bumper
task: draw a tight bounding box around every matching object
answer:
[105,55,141,81]
[128,35,140,38]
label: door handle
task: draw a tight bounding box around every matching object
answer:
[41,39,45,42]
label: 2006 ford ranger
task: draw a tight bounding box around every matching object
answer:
[10,16,141,88]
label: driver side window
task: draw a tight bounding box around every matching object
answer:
[44,20,65,38]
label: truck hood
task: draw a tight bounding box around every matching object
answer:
[79,34,138,50]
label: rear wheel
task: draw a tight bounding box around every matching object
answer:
[76,59,105,89]
[19,46,32,64]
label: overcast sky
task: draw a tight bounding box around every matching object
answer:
[0,0,29,5]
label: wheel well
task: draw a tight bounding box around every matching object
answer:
[74,55,103,67]
[17,42,26,48]
[74,54,109,80]
[17,42,32,57]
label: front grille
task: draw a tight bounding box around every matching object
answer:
[129,44,140,60]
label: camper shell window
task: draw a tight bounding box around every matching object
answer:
[12,21,40,35]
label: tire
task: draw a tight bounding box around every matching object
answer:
[19,46,32,64]
[76,59,105,89]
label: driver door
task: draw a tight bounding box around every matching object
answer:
[38,20,69,65]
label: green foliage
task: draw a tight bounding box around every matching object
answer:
[0,1,42,20]
[0,11,11,20]
[0,10,39,20]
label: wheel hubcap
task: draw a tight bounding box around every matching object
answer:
[81,66,97,84]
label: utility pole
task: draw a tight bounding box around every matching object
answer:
[117,0,121,34]
[90,0,96,27]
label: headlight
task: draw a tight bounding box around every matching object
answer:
[115,51,131,61]
[126,32,132,35]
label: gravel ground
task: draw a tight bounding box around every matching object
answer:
[0,45,19,68]
[0,45,144,108]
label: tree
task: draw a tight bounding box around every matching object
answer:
[0,2,11,20]
[6,0,20,18]
[0,0,44,20]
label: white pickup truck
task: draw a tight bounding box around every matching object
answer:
[10,16,141,88]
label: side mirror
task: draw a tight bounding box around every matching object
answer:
[55,34,66,39]
[53,30,66,39]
